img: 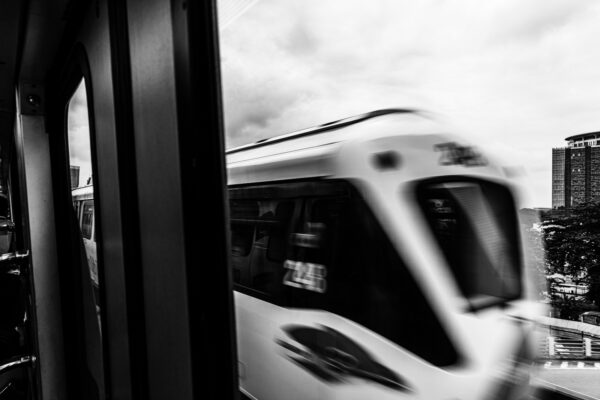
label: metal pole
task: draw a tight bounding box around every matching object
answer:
[585,338,592,357]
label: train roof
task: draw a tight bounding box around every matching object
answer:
[226,109,418,155]
[226,109,503,186]
[71,184,94,199]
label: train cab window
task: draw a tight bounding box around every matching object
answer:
[417,179,522,310]
[81,200,94,240]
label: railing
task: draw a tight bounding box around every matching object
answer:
[537,316,600,338]
[539,337,600,359]
[535,316,600,359]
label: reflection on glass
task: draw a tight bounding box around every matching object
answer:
[67,79,104,399]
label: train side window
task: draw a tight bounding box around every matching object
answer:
[265,201,293,262]
[230,223,253,285]
[81,201,94,240]
[230,200,258,286]
[67,80,100,306]
[250,200,294,294]
[231,224,253,257]
[66,78,105,398]
[283,197,341,308]
[229,196,296,296]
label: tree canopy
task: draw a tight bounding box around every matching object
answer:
[526,203,600,319]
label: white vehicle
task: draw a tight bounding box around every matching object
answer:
[72,184,99,299]
[227,109,537,400]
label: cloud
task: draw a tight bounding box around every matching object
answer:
[219,0,600,207]
[67,81,92,187]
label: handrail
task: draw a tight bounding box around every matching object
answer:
[0,356,35,374]
[0,251,29,263]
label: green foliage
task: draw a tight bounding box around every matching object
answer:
[539,202,600,310]
[551,295,598,320]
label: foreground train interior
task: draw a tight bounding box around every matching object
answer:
[0,0,596,399]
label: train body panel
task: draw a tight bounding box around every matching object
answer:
[227,110,536,400]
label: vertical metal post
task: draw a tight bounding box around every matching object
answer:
[548,336,555,357]
[585,338,592,357]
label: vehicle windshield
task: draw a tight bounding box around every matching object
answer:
[417,179,522,310]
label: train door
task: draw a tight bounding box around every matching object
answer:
[16,2,144,398]
[11,0,239,399]
[49,0,239,398]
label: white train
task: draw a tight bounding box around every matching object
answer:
[71,185,99,302]
[227,109,537,400]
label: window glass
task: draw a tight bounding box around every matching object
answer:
[67,79,105,399]
[230,181,459,367]
[217,0,600,397]
[81,200,94,240]
[291,185,458,366]
[68,81,99,306]
[229,198,295,295]
[417,179,522,310]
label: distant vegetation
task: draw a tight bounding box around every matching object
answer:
[521,203,600,320]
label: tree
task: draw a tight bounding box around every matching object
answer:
[541,203,600,310]
[518,213,548,301]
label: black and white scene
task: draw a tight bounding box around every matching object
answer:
[0,0,599,399]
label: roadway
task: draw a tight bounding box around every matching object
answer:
[530,320,600,399]
[529,360,600,400]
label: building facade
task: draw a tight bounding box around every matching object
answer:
[70,165,80,189]
[552,132,600,208]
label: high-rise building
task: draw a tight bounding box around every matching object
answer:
[552,132,600,208]
[70,165,80,189]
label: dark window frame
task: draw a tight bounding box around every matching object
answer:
[46,43,109,400]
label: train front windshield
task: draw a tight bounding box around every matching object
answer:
[417,179,522,310]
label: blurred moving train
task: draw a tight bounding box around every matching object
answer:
[227,109,537,400]
[71,186,97,289]
[0,1,546,400]
[72,109,539,399]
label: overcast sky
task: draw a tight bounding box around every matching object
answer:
[68,80,92,188]
[217,0,600,208]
